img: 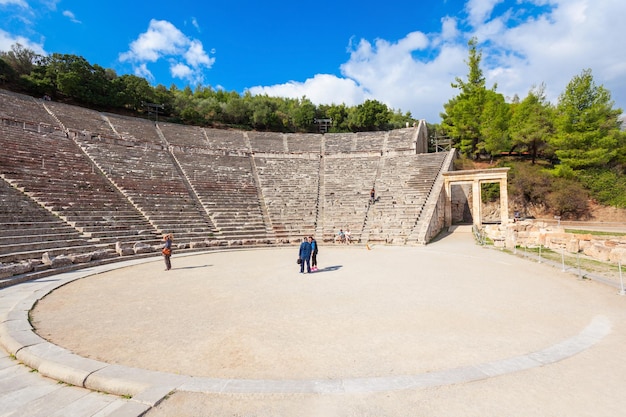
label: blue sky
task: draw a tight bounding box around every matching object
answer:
[1,0,625,122]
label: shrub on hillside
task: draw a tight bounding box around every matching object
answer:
[578,169,626,208]
[506,161,553,209]
[546,178,590,219]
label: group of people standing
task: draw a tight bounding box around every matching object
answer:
[161,232,322,275]
[298,236,319,274]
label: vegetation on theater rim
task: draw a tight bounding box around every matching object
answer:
[1,39,625,215]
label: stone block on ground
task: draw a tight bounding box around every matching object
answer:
[115,242,134,256]
[69,253,92,263]
[42,253,73,267]
[0,261,34,279]
[583,243,611,262]
[133,242,153,254]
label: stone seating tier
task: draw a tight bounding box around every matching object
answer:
[247,131,287,153]
[44,101,116,136]
[0,90,58,125]
[202,128,248,150]
[0,237,94,256]
[386,128,416,150]
[0,125,163,256]
[159,123,208,147]
[75,136,218,239]
[1,89,452,281]
[284,133,321,153]
[0,243,106,264]
[323,133,355,153]
[105,113,163,144]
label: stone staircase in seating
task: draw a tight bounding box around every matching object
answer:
[364,152,448,244]
[44,101,117,137]
[255,156,320,242]
[172,148,271,242]
[0,120,161,272]
[73,133,217,246]
[0,177,96,265]
[322,155,379,243]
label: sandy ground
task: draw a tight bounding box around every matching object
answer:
[30,231,626,417]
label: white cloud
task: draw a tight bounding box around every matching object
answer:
[170,62,193,79]
[0,28,45,54]
[190,17,200,32]
[440,16,460,41]
[120,20,187,62]
[249,29,465,119]
[465,0,505,26]
[62,10,80,24]
[134,63,153,81]
[248,74,365,107]
[479,0,626,109]
[119,19,214,84]
[184,39,214,67]
[0,0,28,6]
[248,0,626,122]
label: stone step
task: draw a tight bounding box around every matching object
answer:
[0,354,142,417]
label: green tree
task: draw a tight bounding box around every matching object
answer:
[552,69,623,170]
[291,97,316,132]
[113,74,154,110]
[0,43,40,76]
[223,95,251,126]
[348,99,390,131]
[441,38,488,158]
[0,56,17,84]
[323,103,350,132]
[389,108,415,129]
[479,89,510,157]
[249,95,281,130]
[509,85,554,164]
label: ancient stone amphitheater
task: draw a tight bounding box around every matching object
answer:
[0,89,455,286]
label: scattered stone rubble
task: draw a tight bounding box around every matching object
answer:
[484,220,626,264]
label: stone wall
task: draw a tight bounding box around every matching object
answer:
[484,221,626,264]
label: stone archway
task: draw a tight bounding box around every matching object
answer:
[443,168,510,227]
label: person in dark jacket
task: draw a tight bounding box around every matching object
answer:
[298,236,312,274]
[310,236,319,271]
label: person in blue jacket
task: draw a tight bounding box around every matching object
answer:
[298,236,312,274]
[310,237,319,271]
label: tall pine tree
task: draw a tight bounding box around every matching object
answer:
[552,69,623,170]
[441,38,509,158]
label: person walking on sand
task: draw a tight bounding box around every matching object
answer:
[162,234,173,271]
[310,236,319,271]
[298,236,312,274]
